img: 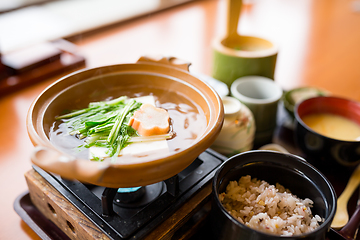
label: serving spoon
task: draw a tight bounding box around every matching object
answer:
[222,0,243,47]
[331,164,360,229]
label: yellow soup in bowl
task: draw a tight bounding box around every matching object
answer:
[302,113,360,141]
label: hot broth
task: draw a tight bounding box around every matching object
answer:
[49,89,207,164]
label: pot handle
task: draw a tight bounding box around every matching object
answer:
[31,146,109,182]
[137,55,191,72]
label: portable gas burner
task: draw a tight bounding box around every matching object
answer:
[21,148,226,240]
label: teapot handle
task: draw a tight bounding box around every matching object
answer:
[137,55,191,72]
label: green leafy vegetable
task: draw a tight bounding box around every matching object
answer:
[56,96,142,161]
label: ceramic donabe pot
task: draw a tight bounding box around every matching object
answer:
[27,56,224,188]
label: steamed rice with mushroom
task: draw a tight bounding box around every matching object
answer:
[219,175,323,236]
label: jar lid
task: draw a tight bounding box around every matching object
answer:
[222,96,242,117]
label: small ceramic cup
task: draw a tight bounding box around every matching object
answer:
[231,76,283,146]
[211,96,255,156]
[212,35,278,89]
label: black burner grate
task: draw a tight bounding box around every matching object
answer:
[33,148,226,240]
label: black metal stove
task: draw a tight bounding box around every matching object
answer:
[31,148,226,240]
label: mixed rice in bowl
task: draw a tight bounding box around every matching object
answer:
[211,150,336,240]
[219,175,323,236]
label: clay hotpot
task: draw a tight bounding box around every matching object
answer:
[27,56,224,188]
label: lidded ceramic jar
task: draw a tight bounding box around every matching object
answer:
[211,96,255,156]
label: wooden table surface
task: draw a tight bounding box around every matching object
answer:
[1,0,360,239]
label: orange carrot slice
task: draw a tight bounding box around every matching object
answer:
[129,103,170,136]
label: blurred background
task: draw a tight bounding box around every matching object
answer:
[0,0,193,54]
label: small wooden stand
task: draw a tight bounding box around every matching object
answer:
[25,169,212,240]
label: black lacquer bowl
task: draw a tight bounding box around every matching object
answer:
[211,150,336,240]
[294,96,360,172]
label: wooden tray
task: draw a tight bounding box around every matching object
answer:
[0,40,85,97]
